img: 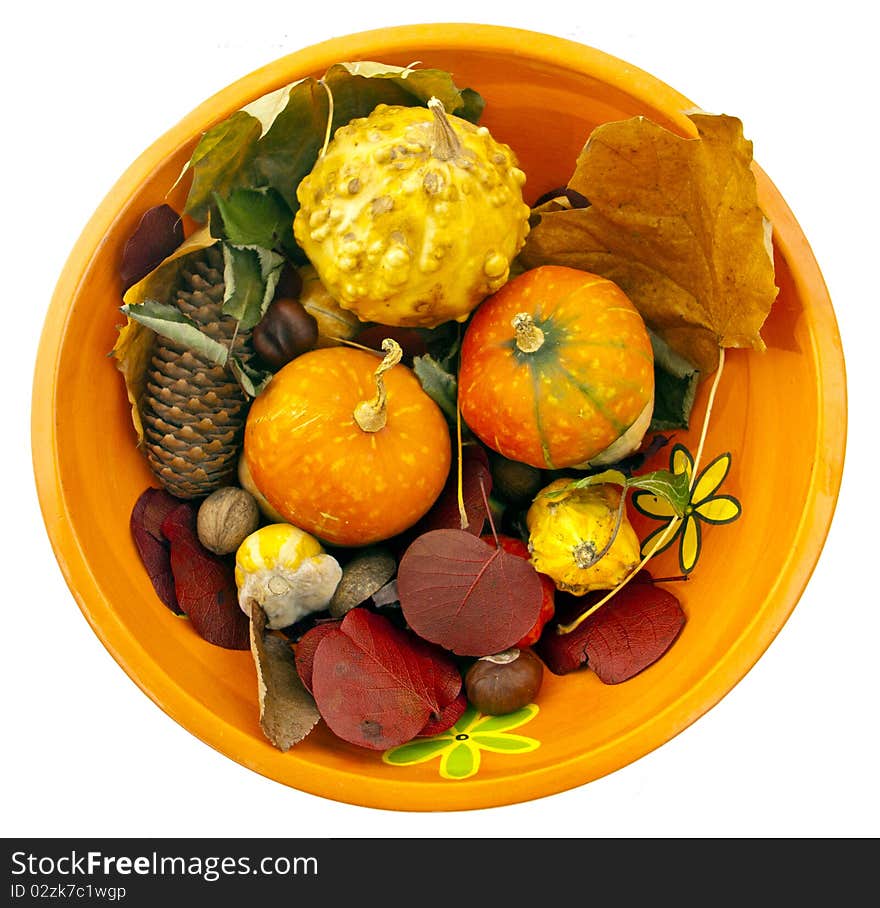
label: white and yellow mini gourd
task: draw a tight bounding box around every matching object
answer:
[235,524,342,629]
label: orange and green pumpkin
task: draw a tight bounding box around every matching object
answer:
[458,265,654,469]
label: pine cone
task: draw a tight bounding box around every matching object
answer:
[141,246,252,499]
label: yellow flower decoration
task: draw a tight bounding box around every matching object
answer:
[382,704,540,780]
[632,443,741,574]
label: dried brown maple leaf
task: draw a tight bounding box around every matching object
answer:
[520,113,778,373]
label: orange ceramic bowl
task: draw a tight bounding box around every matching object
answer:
[31,23,846,810]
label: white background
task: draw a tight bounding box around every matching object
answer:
[5,0,877,838]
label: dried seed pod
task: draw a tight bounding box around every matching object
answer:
[197,486,260,555]
[464,648,543,715]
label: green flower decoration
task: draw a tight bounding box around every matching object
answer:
[632,443,742,574]
[382,704,540,780]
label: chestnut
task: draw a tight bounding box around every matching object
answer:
[274,263,303,301]
[464,648,544,715]
[253,297,318,370]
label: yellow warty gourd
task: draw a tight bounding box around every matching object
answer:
[526,480,641,595]
[235,524,342,629]
[293,98,531,327]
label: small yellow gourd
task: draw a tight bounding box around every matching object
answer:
[297,264,362,347]
[526,480,641,595]
[293,98,530,327]
[235,524,342,629]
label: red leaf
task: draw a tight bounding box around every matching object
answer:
[354,325,428,364]
[120,204,184,291]
[294,620,342,693]
[130,488,183,614]
[418,690,467,737]
[311,609,462,750]
[480,534,556,647]
[536,584,685,682]
[417,446,492,536]
[398,529,544,657]
[161,503,249,650]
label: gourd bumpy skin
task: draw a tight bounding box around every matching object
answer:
[294,101,531,328]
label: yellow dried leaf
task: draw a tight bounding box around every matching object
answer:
[520,114,778,372]
[110,226,217,444]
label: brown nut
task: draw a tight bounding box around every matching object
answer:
[253,298,318,370]
[489,453,543,504]
[464,648,543,715]
[274,263,303,301]
[197,486,261,555]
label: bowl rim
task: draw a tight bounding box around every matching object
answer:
[31,22,847,811]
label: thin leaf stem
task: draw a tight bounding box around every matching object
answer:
[479,478,499,546]
[688,347,725,489]
[457,388,467,529]
[556,518,681,635]
[319,79,334,158]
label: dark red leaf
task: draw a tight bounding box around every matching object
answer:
[536,583,685,682]
[120,204,185,291]
[418,690,467,736]
[311,609,462,750]
[137,486,183,539]
[294,620,342,693]
[534,597,599,675]
[398,529,544,657]
[130,487,183,614]
[416,446,492,536]
[480,534,556,647]
[161,503,249,650]
[354,325,428,364]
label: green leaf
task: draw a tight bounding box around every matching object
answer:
[547,466,690,517]
[120,300,228,366]
[245,78,331,214]
[229,355,274,398]
[412,354,458,422]
[422,321,462,370]
[221,243,284,330]
[213,187,294,249]
[184,111,262,221]
[328,62,482,121]
[457,87,486,124]
[625,470,691,515]
[182,63,485,228]
[649,330,700,430]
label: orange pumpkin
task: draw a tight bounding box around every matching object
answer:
[244,340,451,546]
[458,266,654,469]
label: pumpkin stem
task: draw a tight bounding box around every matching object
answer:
[353,339,403,433]
[428,97,463,162]
[512,312,545,353]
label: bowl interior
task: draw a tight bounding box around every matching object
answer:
[32,24,845,810]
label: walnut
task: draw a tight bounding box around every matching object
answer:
[197,486,260,555]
